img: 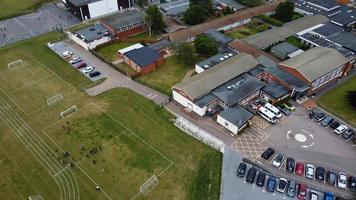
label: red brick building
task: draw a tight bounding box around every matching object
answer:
[101,10,146,39]
[123,46,165,74]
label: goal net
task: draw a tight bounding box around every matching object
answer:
[139,175,159,196]
[47,94,64,106]
[8,59,23,69]
[59,105,77,118]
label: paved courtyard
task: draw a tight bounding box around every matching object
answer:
[0,4,79,47]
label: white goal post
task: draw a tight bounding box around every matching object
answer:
[8,59,23,69]
[139,175,159,196]
[59,105,77,118]
[47,94,64,106]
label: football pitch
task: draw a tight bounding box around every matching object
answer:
[0,33,222,200]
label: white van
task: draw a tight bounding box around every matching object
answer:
[258,107,277,124]
[264,103,282,118]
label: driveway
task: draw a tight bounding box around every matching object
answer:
[0,4,79,47]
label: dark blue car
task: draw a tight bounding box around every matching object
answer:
[266,176,277,192]
[324,192,333,200]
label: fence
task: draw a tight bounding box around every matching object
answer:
[174,116,225,153]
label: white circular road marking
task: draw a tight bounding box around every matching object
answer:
[295,133,307,143]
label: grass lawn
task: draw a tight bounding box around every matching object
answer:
[95,42,134,62]
[0,33,222,200]
[318,77,356,126]
[0,0,52,20]
[286,36,309,50]
[227,23,269,39]
[136,56,200,95]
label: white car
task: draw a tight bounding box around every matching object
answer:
[333,125,348,135]
[272,154,284,167]
[82,66,94,74]
[338,172,347,189]
[305,164,315,180]
[62,51,73,57]
[69,57,82,64]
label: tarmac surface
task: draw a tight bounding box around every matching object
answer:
[0,4,79,47]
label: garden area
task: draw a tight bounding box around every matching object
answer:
[226,19,270,39]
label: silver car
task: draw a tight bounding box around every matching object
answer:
[305,164,315,180]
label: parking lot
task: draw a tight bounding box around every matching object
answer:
[48,41,106,82]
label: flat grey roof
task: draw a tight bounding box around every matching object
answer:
[256,55,277,68]
[196,52,236,69]
[328,32,356,53]
[173,53,258,100]
[219,104,254,128]
[67,0,102,7]
[194,93,217,108]
[247,65,264,77]
[311,22,343,37]
[264,66,308,90]
[307,0,339,10]
[101,10,145,30]
[212,73,265,107]
[271,42,300,55]
[158,0,190,16]
[75,24,109,42]
[243,15,328,49]
[148,39,171,51]
[262,82,289,99]
[204,30,233,44]
[215,0,246,10]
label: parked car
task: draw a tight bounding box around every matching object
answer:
[314,112,326,122]
[309,190,318,200]
[334,125,348,135]
[348,176,356,192]
[276,178,288,193]
[236,162,247,177]
[69,57,82,64]
[324,192,334,200]
[305,164,315,180]
[297,183,307,200]
[278,104,291,116]
[315,166,325,181]
[266,176,277,192]
[89,71,101,78]
[62,51,73,58]
[342,129,354,140]
[326,171,337,186]
[261,147,275,160]
[283,102,296,111]
[246,167,257,183]
[76,62,87,69]
[338,172,347,189]
[321,116,333,127]
[272,154,284,167]
[286,157,295,173]
[330,121,340,129]
[256,172,266,187]
[82,66,94,74]
[286,181,296,197]
[295,162,304,176]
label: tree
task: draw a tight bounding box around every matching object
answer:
[274,0,295,22]
[346,90,356,108]
[222,6,234,15]
[145,5,166,36]
[136,0,148,9]
[194,35,218,56]
[183,5,208,25]
[173,42,195,66]
[190,0,213,17]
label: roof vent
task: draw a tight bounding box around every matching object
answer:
[219,57,225,61]
[204,64,210,68]
[227,86,232,90]
[224,55,229,58]
[228,53,233,56]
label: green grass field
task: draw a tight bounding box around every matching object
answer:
[136,56,201,95]
[318,77,356,126]
[0,33,222,200]
[227,23,269,39]
[96,42,135,62]
[0,0,52,20]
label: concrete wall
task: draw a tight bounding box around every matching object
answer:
[172,90,207,116]
[67,31,111,50]
[216,114,238,135]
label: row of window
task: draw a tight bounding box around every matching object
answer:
[311,67,342,89]
[115,21,145,33]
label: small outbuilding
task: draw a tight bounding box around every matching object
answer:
[123,46,164,74]
[270,42,301,60]
[217,105,254,135]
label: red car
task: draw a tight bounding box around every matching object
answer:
[295,162,304,176]
[76,62,87,69]
[297,183,307,200]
